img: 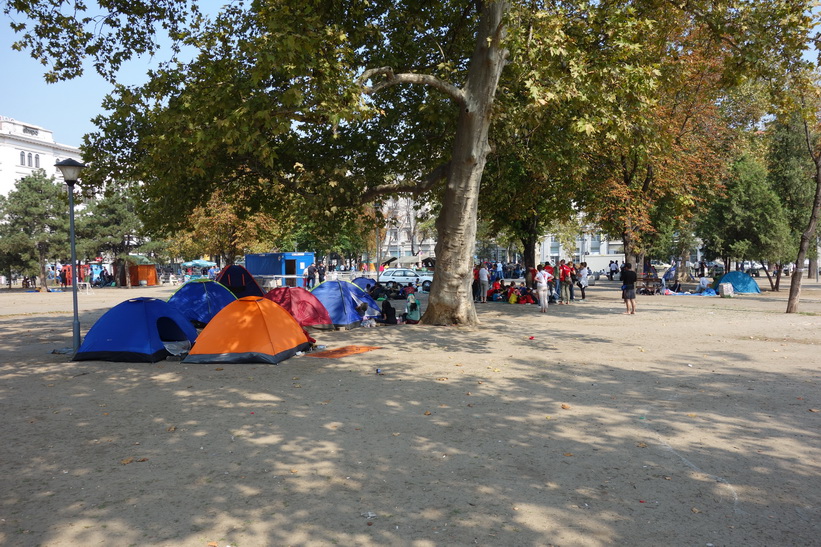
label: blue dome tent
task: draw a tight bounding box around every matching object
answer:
[167,279,237,327]
[351,276,376,291]
[310,280,381,329]
[74,298,198,362]
[714,271,761,294]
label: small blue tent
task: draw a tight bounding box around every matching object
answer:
[74,298,198,362]
[351,276,376,291]
[167,279,237,327]
[310,280,381,329]
[215,264,264,298]
[714,271,761,294]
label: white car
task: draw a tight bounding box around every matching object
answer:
[378,268,434,291]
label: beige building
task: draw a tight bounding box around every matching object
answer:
[0,116,82,195]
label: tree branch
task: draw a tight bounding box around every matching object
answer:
[359,67,467,106]
[361,161,451,202]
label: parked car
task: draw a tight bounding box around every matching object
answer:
[378,268,434,291]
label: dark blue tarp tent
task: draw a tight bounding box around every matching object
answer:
[351,276,376,291]
[167,279,237,327]
[74,298,198,362]
[215,264,264,298]
[310,280,381,329]
[714,271,761,294]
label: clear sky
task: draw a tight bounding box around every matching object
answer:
[0,18,165,149]
[0,3,227,149]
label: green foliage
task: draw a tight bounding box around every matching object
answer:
[767,110,818,247]
[79,184,145,262]
[0,170,69,283]
[697,153,792,264]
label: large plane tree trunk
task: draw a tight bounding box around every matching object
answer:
[422,2,508,326]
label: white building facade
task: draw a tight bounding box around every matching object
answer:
[0,116,82,195]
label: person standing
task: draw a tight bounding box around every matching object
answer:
[577,261,589,301]
[495,261,503,282]
[317,262,326,284]
[535,264,552,313]
[478,263,490,303]
[307,263,317,289]
[609,260,619,281]
[558,259,572,304]
[621,262,637,314]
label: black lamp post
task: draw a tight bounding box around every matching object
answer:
[55,158,86,354]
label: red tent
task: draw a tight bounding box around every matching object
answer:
[264,287,334,330]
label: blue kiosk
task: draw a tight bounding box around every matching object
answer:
[245,252,315,288]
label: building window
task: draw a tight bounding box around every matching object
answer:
[20,151,25,165]
[590,234,601,254]
[34,154,40,168]
[27,153,32,167]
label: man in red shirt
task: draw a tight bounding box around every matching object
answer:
[558,259,573,304]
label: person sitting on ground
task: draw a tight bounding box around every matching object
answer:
[694,275,711,294]
[375,299,398,325]
[403,293,421,324]
[506,281,519,303]
[402,283,416,297]
[490,280,506,301]
[517,285,537,305]
[369,282,388,300]
[356,302,376,327]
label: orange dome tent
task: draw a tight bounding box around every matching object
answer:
[183,296,312,364]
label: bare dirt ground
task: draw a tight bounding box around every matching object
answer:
[1,278,820,546]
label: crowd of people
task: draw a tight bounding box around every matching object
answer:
[472,259,593,310]
[358,281,422,326]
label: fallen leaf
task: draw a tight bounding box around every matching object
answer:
[563,453,574,457]
[691,507,701,513]
[424,411,432,416]
[664,476,672,480]
[290,469,298,474]
[687,413,697,417]
[137,458,149,462]
[545,416,551,420]
[436,377,448,381]
[809,408,819,413]
[466,392,472,396]
[208,542,219,547]
[292,377,300,380]
[392,432,400,436]
[637,442,648,448]
[293,384,302,388]
[561,404,571,410]
[467,404,474,407]
[455,363,463,367]
[120,457,134,465]
[166,425,177,432]
[215,368,223,371]
[477,381,484,384]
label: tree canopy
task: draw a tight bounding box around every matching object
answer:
[5,0,819,320]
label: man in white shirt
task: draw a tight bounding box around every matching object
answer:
[478,264,490,303]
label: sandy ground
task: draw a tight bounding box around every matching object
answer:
[1,278,820,547]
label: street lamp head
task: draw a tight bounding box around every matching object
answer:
[55,158,86,185]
